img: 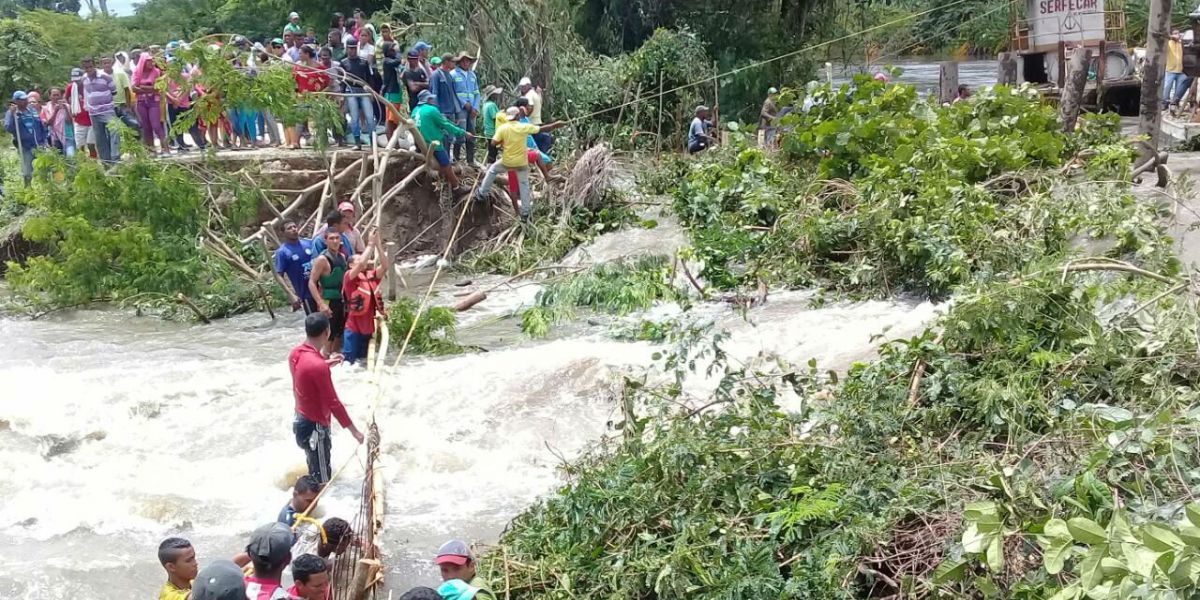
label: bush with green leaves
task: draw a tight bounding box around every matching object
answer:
[3,153,263,318]
[670,79,1149,299]
[385,297,461,356]
[482,245,1200,598]
[519,255,683,338]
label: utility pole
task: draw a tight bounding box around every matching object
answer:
[1138,0,1173,151]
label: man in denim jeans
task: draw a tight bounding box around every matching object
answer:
[81,56,120,164]
[341,38,376,150]
[1164,31,1193,112]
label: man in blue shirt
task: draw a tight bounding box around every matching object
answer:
[4,91,49,186]
[428,54,462,159]
[452,53,480,164]
[312,211,355,260]
[274,220,317,313]
[688,105,715,154]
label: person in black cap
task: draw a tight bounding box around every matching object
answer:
[191,560,246,600]
[402,49,429,111]
[243,522,294,599]
[341,36,376,150]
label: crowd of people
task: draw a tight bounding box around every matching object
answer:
[6,8,567,221]
[156,476,497,599]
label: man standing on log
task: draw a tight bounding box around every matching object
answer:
[289,312,364,483]
[412,90,469,193]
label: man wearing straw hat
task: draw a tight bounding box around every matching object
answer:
[452,51,480,164]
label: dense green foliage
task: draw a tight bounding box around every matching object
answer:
[520,256,682,338]
[672,79,1156,299]
[385,297,461,355]
[483,246,1200,598]
[3,153,266,318]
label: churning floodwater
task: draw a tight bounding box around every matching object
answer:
[0,207,943,598]
[833,58,997,92]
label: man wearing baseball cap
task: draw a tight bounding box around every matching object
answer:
[411,89,469,193]
[435,540,496,599]
[402,49,430,111]
[284,11,303,35]
[191,560,247,600]
[244,522,294,600]
[5,91,48,186]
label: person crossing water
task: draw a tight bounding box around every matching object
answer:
[288,313,365,483]
[308,228,350,357]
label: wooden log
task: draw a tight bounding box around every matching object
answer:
[351,558,382,600]
[1060,48,1091,132]
[454,290,487,311]
[938,62,959,104]
[997,52,1018,85]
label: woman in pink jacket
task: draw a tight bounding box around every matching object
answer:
[132,52,171,154]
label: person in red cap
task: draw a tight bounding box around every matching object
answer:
[342,230,389,365]
[337,201,366,254]
[435,540,496,599]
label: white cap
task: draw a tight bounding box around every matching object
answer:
[289,11,299,19]
[505,107,521,119]
[518,76,532,86]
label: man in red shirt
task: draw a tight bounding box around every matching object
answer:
[342,231,389,365]
[289,313,365,483]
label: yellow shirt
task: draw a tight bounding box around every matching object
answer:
[159,581,190,600]
[493,120,540,168]
[1168,39,1184,74]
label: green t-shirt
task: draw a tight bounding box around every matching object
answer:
[284,22,303,34]
[113,69,131,105]
[412,103,465,149]
[470,576,497,600]
[481,100,499,138]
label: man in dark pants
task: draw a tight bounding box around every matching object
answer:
[288,313,365,483]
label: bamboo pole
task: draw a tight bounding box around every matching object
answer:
[655,72,664,155]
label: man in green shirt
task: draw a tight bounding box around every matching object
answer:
[412,90,471,193]
[480,85,501,163]
[285,12,303,35]
[435,540,496,600]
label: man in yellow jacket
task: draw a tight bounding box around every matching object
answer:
[475,107,565,221]
[1164,30,1192,111]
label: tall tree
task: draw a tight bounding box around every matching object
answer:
[1138,0,1172,150]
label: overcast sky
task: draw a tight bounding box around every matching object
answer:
[86,0,138,17]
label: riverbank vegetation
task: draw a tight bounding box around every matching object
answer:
[2,151,278,319]
[473,75,1200,597]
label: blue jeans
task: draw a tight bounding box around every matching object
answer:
[92,113,118,164]
[343,330,372,364]
[1164,71,1193,107]
[345,91,375,144]
[18,146,34,186]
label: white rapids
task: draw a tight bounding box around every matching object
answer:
[0,221,941,598]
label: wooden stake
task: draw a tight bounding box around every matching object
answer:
[938,62,959,104]
[655,72,664,154]
[1060,47,1091,132]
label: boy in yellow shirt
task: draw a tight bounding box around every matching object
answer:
[158,537,199,600]
[475,107,566,220]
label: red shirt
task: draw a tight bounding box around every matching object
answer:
[294,64,330,93]
[343,271,382,336]
[66,82,92,127]
[288,343,354,428]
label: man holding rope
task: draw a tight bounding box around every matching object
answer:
[289,312,365,483]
